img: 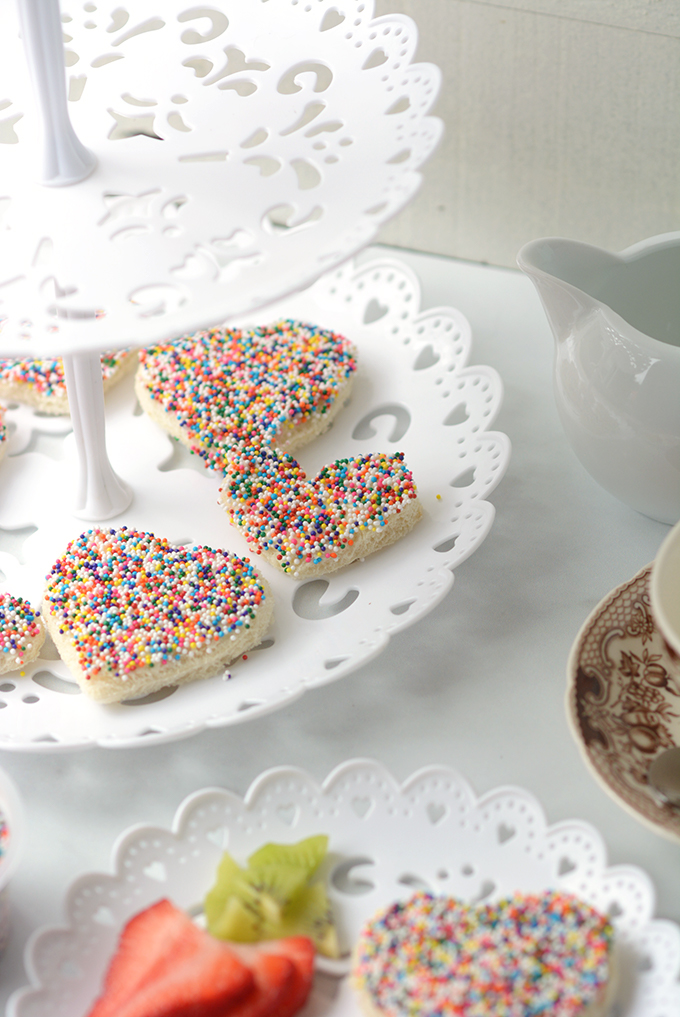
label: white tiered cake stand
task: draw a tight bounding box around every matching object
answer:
[0,0,511,749]
[2,0,443,349]
[0,0,442,516]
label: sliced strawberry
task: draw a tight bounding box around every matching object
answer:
[256,937,315,1017]
[113,943,259,1017]
[88,900,204,1017]
[221,950,296,1017]
[229,938,315,1017]
[86,900,253,1017]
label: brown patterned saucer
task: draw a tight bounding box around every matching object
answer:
[566,564,680,843]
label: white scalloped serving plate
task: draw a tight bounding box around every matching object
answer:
[0,0,441,355]
[0,256,509,750]
[8,759,680,1017]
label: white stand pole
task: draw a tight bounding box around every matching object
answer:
[17,0,126,518]
[62,352,132,520]
[16,0,96,186]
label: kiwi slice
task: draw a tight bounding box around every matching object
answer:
[204,834,340,957]
[204,852,242,932]
[281,881,340,959]
[248,834,328,876]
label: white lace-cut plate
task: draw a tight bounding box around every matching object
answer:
[7,759,680,1017]
[0,0,441,355]
[0,256,510,750]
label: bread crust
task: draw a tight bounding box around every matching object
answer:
[0,594,45,674]
[134,366,354,460]
[134,320,358,469]
[220,484,422,580]
[43,591,272,703]
[351,891,617,1017]
[0,350,137,415]
[352,956,619,1017]
[42,530,273,704]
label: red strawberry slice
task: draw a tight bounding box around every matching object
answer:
[110,946,259,1017]
[86,899,253,1017]
[229,938,315,1017]
[87,900,205,1017]
[220,950,296,1017]
[257,937,315,1017]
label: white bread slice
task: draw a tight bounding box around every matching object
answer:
[134,320,357,467]
[219,447,422,579]
[0,350,137,415]
[0,593,45,674]
[42,528,273,703]
[351,890,618,1017]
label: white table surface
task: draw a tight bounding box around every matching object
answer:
[0,245,677,1008]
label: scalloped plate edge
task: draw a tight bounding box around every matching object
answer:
[7,759,680,1017]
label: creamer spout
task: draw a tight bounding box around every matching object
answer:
[517,232,680,523]
[517,237,619,341]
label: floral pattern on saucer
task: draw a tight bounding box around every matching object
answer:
[567,564,680,842]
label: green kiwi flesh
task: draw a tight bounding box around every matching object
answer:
[204,834,340,957]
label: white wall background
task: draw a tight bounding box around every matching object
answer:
[375,0,680,267]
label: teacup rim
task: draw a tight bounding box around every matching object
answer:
[650,519,680,659]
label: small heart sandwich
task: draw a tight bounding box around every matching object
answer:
[0,350,136,414]
[0,592,45,674]
[351,890,617,1017]
[219,446,422,578]
[43,527,273,703]
[135,319,357,461]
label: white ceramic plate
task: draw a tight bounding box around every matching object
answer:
[7,759,680,1017]
[566,564,680,844]
[0,0,441,354]
[0,256,510,750]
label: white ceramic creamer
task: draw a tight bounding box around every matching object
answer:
[518,233,680,524]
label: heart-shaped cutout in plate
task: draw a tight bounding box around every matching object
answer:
[142,861,167,883]
[351,796,373,820]
[276,803,299,827]
[558,855,577,876]
[92,906,115,926]
[497,822,515,844]
[426,802,447,825]
[206,827,229,850]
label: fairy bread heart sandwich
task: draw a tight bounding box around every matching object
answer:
[135,319,357,460]
[43,527,272,703]
[351,890,617,1017]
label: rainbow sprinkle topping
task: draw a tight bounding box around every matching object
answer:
[220,446,419,575]
[352,890,614,1017]
[0,592,42,669]
[0,809,8,859]
[0,351,133,407]
[44,528,267,682]
[137,319,357,467]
